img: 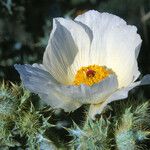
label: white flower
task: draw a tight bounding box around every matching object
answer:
[15,10,150,119]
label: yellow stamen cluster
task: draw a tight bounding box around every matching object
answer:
[73,65,112,86]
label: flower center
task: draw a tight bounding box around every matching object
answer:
[86,69,96,77]
[73,65,112,86]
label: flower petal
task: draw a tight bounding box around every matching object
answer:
[14,64,81,112]
[105,25,142,88]
[75,10,142,88]
[75,10,126,66]
[57,74,118,104]
[140,74,150,85]
[89,74,150,119]
[43,18,91,84]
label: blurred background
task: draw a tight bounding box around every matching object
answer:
[0,0,149,82]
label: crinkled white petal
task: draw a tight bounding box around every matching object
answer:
[14,64,81,112]
[89,74,150,119]
[75,10,126,66]
[43,18,91,84]
[105,25,142,87]
[57,74,118,104]
[75,10,142,88]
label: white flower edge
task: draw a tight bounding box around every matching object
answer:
[89,74,150,119]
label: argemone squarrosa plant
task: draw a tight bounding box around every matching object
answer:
[15,10,150,119]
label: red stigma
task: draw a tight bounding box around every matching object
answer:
[86,69,96,77]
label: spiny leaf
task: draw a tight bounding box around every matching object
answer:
[115,101,150,150]
[69,116,111,150]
